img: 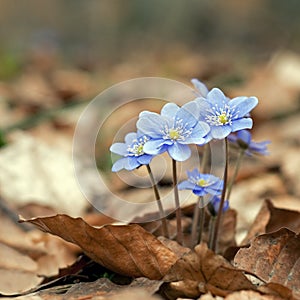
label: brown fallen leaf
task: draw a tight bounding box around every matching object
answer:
[225,290,283,300]
[234,228,300,299]
[23,277,163,300]
[20,214,178,279]
[243,199,300,244]
[162,243,255,299]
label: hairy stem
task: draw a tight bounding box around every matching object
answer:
[172,159,183,245]
[146,164,169,238]
[211,138,228,252]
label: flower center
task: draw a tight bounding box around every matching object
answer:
[169,129,180,140]
[197,178,208,187]
[205,103,238,127]
[127,136,149,156]
[218,113,228,125]
[162,118,193,141]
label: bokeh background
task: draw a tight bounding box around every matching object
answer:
[0,0,300,219]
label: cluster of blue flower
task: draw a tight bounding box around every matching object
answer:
[110,79,270,248]
[110,79,268,192]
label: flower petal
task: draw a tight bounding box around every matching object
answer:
[143,139,167,155]
[182,121,210,144]
[161,103,180,118]
[124,157,140,170]
[210,125,232,139]
[191,78,209,97]
[236,130,252,144]
[231,118,253,132]
[124,132,138,144]
[112,157,127,172]
[207,88,227,106]
[137,154,153,165]
[230,96,258,117]
[178,180,195,190]
[167,143,191,161]
[137,114,163,138]
[110,143,128,156]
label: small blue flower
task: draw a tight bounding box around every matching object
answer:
[210,195,229,214]
[191,78,209,97]
[137,102,210,162]
[110,132,153,172]
[192,88,258,140]
[178,169,223,196]
[228,129,270,156]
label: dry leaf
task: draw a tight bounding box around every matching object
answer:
[225,290,283,300]
[0,212,77,295]
[20,214,178,279]
[242,199,300,244]
[163,243,255,299]
[235,228,300,299]
[0,134,88,215]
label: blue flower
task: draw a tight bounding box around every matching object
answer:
[191,88,258,140]
[210,195,229,215]
[191,78,209,97]
[228,129,270,156]
[136,102,210,162]
[110,132,153,172]
[178,169,223,196]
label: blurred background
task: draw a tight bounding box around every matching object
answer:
[0,0,300,218]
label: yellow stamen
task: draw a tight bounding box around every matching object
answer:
[169,129,180,140]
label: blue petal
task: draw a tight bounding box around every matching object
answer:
[187,168,200,178]
[178,180,195,190]
[230,96,258,118]
[231,118,253,132]
[207,88,227,106]
[210,125,232,139]
[137,154,153,165]
[236,130,251,144]
[177,103,200,128]
[161,103,180,118]
[137,114,163,138]
[124,157,140,170]
[181,121,210,144]
[112,157,128,172]
[110,143,128,156]
[167,143,191,161]
[143,139,168,155]
[191,78,209,97]
[124,132,138,144]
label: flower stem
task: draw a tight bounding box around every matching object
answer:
[208,216,216,249]
[226,149,245,201]
[191,144,210,247]
[146,164,169,238]
[197,196,205,245]
[172,159,183,245]
[211,138,229,252]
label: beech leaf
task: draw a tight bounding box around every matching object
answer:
[243,199,300,244]
[162,243,255,298]
[235,228,300,299]
[20,214,178,279]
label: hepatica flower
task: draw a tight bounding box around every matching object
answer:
[191,78,209,97]
[195,88,258,140]
[110,132,153,172]
[210,195,229,215]
[137,102,210,161]
[228,129,270,156]
[178,169,223,196]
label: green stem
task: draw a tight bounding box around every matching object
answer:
[226,149,245,201]
[197,197,205,245]
[190,144,210,247]
[172,159,183,245]
[191,197,200,247]
[146,164,169,238]
[211,138,229,252]
[208,216,217,249]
